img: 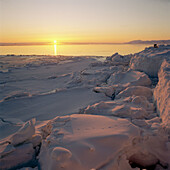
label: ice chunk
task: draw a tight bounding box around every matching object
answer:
[0,143,34,170]
[106,53,132,66]
[154,60,170,132]
[9,119,36,146]
[107,70,151,87]
[93,86,115,98]
[84,95,154,119]
[130,46,170,77]
[115,86,153,101]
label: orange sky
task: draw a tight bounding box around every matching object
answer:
[0,0,170,44]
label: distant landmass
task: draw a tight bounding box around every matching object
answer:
[126,40,170,45]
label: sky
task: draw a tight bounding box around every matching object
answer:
[0,0,170,44]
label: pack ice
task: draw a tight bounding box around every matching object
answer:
[0,45,170,170]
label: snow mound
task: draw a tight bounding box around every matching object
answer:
[93,70,151,98]
[106,53,132,66]
[107,70,151,87]
[130,45,170,77]
[83,96,154,119]
[115,86,153,101]
[39,114,170,170]
[67,65,124,87]
[39,114,140,170]
[154,60,170,133]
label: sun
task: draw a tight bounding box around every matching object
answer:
[54,40,57,44]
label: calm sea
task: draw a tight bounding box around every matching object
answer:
[0,44,151,56]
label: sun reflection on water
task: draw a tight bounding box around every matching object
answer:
[54,44,57,55]
[0,44,151,56]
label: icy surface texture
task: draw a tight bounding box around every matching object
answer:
[154,60,170,132]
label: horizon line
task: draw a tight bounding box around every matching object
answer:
[0,39,170,46]
[0,42,123,46]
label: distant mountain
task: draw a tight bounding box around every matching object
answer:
[126,40,170,44]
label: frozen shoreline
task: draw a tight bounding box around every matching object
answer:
[0,45,170,170]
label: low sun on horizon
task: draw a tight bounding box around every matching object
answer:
[0,0,170,169]
[1,0,170,45]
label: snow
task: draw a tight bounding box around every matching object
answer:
[93,70,151,98]
[83,95,154,119]
[115,86,153,101]
[39,114,140,170]
[0,45,170,169]
[130,45,170,77]
[154,60,170,132]
[107,70,151,87]
[106,52,132,66]
[93,86,115,98]
[0,119,41,169]
[0,56,108,138]
[9,119,35,146]
[0,143,35,170]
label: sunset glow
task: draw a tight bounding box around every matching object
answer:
[0,1,170,168]
[0,0,170,44]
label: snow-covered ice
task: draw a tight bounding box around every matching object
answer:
[0,45,170,169]
[130,45,170,77]
[154,60,170,132]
